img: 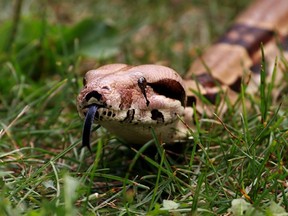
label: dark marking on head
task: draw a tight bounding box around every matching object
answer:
[148,79,186,106]
[186,96,197,107]
[85,91,102,101]
[218,23,274,57]
[229,76,242,92]
[195,73,217,88]
[151,109,164,123]
[138,77,150,106]
[122,109,135,123]
[107,111,112,117]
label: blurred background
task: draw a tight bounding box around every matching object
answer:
[0,0,250,152]
[3,0,275,214]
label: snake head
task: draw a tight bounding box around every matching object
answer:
[77,64,187,147]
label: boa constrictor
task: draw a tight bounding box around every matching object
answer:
[77,0,288,151]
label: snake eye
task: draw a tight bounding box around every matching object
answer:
[83,77,87,86]
[138,77,147,87]
[138,77,150,106]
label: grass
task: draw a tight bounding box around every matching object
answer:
[0,0,287,215]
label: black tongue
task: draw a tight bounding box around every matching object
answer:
[81,104,98,152]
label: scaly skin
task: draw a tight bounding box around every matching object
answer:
[77,0,288,148]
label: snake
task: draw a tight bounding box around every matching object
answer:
[77,0,288,151]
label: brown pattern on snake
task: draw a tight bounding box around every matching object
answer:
[119,88,133,110]
[193,23,277,93]
[218,24,274,58]
[195,74,217,88]
[203,93,218,104]
[196,72,242,93]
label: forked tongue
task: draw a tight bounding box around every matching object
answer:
[81,104,98,152]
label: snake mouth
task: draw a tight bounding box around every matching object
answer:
[81,104,99,152]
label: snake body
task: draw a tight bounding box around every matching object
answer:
[77,0,288,149]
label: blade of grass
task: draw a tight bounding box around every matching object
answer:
[260,43,268,124]
[8,139,81,199]
[191,171,205,213]
[148,147,165,211]
[83,138,104,211]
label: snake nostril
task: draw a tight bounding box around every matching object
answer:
[102,86,110,90]
[85,91,102,101]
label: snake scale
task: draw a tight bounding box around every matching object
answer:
[77,0,288,151]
